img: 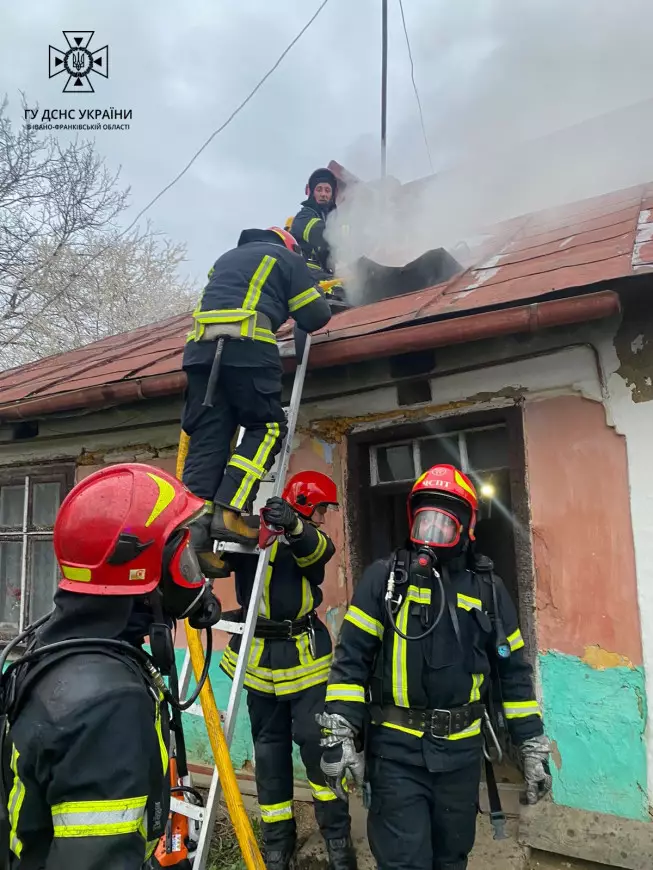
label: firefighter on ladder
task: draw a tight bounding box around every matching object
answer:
[219,471,358,870]
[181,227,334,577]
[317,464,552,870]
[0,463,222,869]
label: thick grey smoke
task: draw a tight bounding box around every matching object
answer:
[325,0,653,290]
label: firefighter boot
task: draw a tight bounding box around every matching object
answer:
[210,505,260,545]
[326,837,358,870]
[188,514,230,578]
[263,842,295,870]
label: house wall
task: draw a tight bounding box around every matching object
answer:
[1,298,651,823]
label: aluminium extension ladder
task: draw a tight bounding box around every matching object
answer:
[176,331,313,869]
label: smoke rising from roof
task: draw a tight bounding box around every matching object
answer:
[325,0,653,294]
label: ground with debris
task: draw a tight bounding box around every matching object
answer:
[207,796,617,870]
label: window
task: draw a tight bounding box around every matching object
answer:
[0,467,73,639]
[369,425,507,487]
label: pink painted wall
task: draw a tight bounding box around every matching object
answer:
[524,396,642,663]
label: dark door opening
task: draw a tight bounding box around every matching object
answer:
[357,422,519,603]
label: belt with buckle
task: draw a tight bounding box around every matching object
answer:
[373,703,485,738]
[253,613,315,640]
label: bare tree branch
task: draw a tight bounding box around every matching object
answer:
[0,94,195,369]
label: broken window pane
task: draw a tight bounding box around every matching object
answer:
[376,444,415,483]
[32,482,61,529]
[0,485,25,529]
[29,539,59,622]
[420,436,461,471]
[0,541,22,628]
[466,427,509,471]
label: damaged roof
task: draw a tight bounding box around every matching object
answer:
[1,180,652,419]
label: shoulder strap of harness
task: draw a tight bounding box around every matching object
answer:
[368,549,411,709]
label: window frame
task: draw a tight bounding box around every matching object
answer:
[368,423,507,486]
[0,463,75,641]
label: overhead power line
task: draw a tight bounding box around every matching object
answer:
[2,0,331,352]
[398,0,434,174]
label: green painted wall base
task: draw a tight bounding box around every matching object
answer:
[539,650,648,821]
[173,648,307,780]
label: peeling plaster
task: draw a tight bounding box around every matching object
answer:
[596,316,653,803]
[582,645,635,671]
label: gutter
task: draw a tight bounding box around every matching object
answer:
[0,290,620,422]
[282,289,620,371]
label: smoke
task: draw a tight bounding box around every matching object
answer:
[324,0,653,292]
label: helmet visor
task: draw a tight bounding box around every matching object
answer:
[410,507,462,548]
[161,529,207,620]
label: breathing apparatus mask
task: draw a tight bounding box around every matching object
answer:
[385,496,473,642]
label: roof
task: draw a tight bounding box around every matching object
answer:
[1,180,652,418]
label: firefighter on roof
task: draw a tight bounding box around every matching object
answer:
[0,463,222,869]
[290,168,347,304]
[220,471,357,870]
[317,464,551,870]
[181,227,333,574]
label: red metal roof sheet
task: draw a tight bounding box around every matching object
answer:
[1,181,652,416]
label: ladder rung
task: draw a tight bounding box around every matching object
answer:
[215,619,245,635]
[216,541,260,555]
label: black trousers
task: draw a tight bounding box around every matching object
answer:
[367,755,481,870]
[181,365,287,511]
[247,684,351,848]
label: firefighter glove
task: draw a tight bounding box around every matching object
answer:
[264,497,303,536]
[520,734,552,805]
[316,712,365,801]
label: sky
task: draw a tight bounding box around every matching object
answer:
[3,0,653,287]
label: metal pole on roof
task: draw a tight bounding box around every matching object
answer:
[381,0,388,178]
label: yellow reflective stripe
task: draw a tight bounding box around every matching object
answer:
[507,628,525,652]
[381,721,424,738]
[297,576,314,618]
[154,698,168,774]
[325,683,366,703]
[302,217,320,242]
[261,801,293,823]
[457,593,482,611]
[294,531,327,568]
[220,654,275,694]
[288,286,321,313]
[503,700,542,719]
[273,667,330,696]
[469,673,484,703]
[296,632,313,667]
[228,454,266,477]
[391,598,410,707]
[8,746,25,857]
[244,255,277,311]
[258,542,278,617]
[52,796,147,838]
[308,779,337,802]
[344,606,384,639]
[445,719,482,740]
[194,307,254,323]
[254,327,277,344]
[406,585,431,605]
[232,422,281,511]
[221,647,331,683]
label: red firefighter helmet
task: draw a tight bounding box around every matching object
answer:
[283,470,339,519]
[407,464,478,548]
[54,463,207,596]
[267,227,301,254]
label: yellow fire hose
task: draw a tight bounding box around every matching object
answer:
[176,430,265,870]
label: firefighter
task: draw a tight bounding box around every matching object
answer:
[0,463,222,869]
[181,227,332,575]
[317,464,552,870]
[290,168,344,284]
[219,471,357,870]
